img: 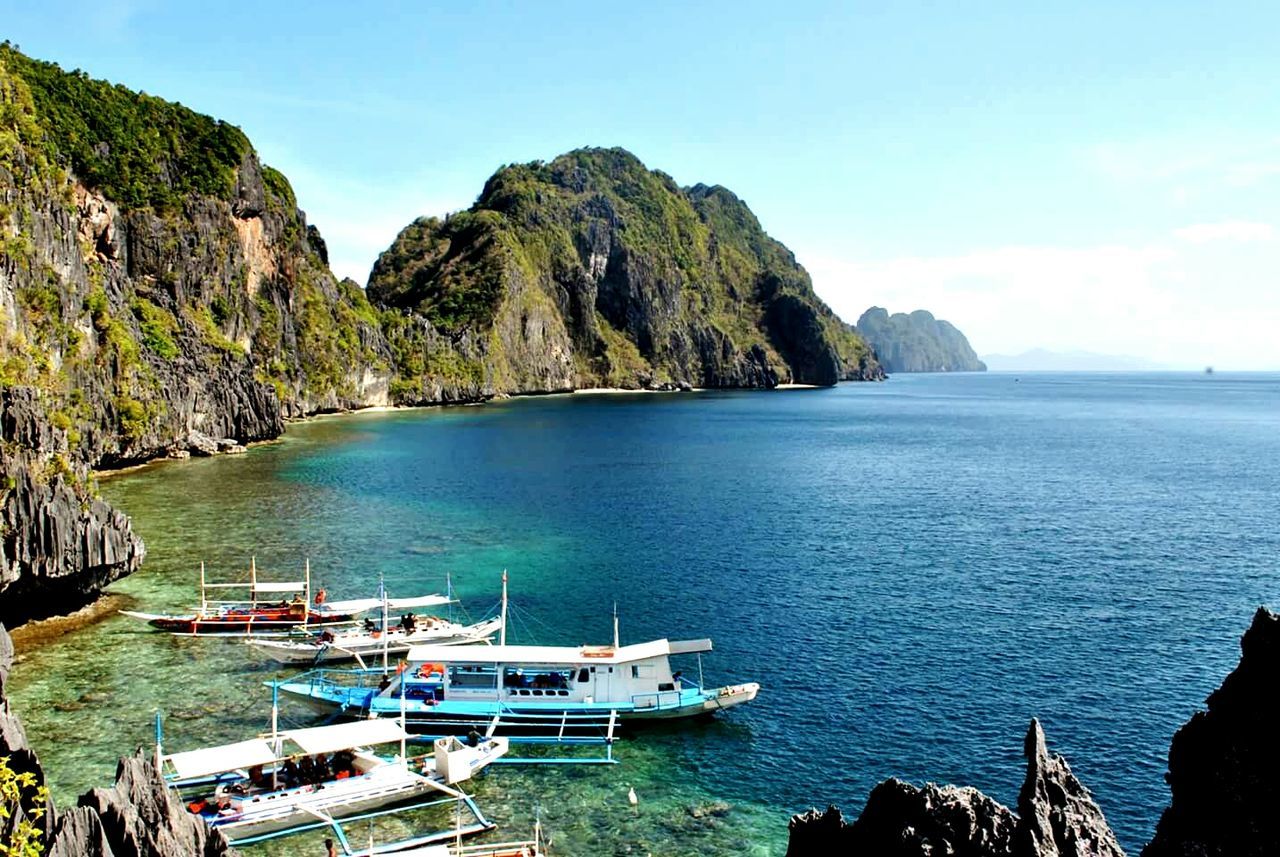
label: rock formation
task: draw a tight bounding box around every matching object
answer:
[0,45,388,623]
[0,47,885,625]
[1,625,236,855]
[789,608,1280,857]
[857,306,986,373]
[369,148,883,396]
[1142,606,1280,857]
[786,719,1122,856]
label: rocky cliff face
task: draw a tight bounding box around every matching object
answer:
[1,625,236,855]
[0,46,390,623]
[370,148,882,397]
[786,719,1122,857]
[1142,607,1280,857]
[857,306,986,373]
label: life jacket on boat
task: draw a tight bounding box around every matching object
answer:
[187,799,207,814]
[314,588,327,606]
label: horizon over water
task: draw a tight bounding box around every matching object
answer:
[8,372,1279,854]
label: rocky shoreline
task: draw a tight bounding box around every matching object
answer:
[1,625,237,856]
[786,606,1280,857]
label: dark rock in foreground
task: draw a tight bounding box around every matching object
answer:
[787,719,1122,857]
[1142,607,1280,857]
[0,625,236,856]
[789,607,1280,857]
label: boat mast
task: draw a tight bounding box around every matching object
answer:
[199,562,207,617]
[500,569,508,646]
[381,573,390,674]
[153,710,162,770]
[613,602,620,649]
[270,681,280,790]
[303,558,311,630]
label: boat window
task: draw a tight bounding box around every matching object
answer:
[578,669,590,682]
[447,665,496,689]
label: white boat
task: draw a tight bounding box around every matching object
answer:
[247,610,502,666]
[276,576,760,733]
[163,718,508,844]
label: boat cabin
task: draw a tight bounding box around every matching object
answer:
[389,638,713,708]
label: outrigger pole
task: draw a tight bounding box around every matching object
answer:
[381,573,390,674]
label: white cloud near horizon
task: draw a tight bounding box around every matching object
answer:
[801,225,1280,370]
[1173,220,1274,244]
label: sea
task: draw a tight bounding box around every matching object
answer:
[7,372,1279,855]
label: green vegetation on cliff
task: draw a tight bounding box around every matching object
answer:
[370,147,881,391]
[1,42,249,211]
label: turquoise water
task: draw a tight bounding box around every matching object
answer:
[8,373,1280,854]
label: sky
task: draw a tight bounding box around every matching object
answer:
[3,1,1279,368]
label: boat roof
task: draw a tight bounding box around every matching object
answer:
[165,738,278,780]
[163,719,409,778]
[405,638,713,666]
[316,594,455,615]
[281,719,408,755]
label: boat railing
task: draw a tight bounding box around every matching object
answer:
[629,689,685,710]
[288,667,388,694]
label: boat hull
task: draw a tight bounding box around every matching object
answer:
[275,680,762,734]
[248,619,502,664]
[122,609,356,636]
[199,768,432,842]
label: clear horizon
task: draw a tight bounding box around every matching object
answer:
[3,1,1278,369]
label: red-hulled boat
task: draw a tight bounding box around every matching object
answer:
[120,559,358,636]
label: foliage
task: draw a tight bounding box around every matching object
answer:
[368,146,878,386]
[1,43,249,211]
[129,296,179,360]
[0,755,48,856]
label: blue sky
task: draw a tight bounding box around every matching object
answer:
[4,1,1279,367]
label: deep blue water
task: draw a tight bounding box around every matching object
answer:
[11,372,1280,854]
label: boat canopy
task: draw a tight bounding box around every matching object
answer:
[317,594,454,615]
[165,738,277,779]
[405,638,714,666]
[281,719,409,755]
[251,580,307,594]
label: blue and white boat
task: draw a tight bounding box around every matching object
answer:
[275,637,759,732]
[274,575,759,735]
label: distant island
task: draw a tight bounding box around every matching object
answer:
[856,307,986,374]
[981,349,1168,372]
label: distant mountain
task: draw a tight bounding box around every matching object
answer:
[855,307,986,373]
[981,349,1167,372]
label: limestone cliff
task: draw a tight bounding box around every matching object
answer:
[0,45,389,622]
[857,306,986,373]
[1142,607,1280,857]
[370,148,882,397]
[786,719,1122,857]
[1,625,236,855]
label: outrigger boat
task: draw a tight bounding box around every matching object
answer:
[121,559,362,635]
[275,576,759,736]
[246,584,503,665]
[161,715,509,845]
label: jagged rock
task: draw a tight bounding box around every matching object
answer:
[1142,607,1280,857]
[787,721,1119,857]
[1,389,145,626]
[1018,719,1125,857]
[80,753,234,857]
[1,625,237,856]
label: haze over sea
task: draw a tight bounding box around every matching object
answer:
[8,373,1279,854]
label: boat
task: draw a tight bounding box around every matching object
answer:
[121,559,363,636]
[276,637,760,733]
[246,592,503,665]
[162,717,509,845]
